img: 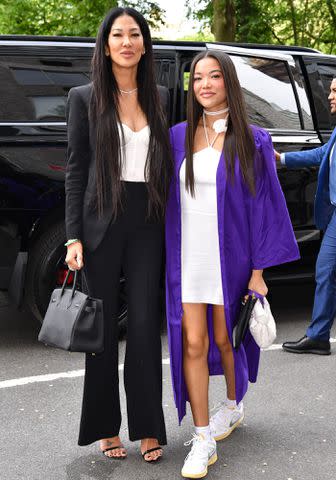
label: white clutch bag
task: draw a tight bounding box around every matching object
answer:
[249,297,276,348]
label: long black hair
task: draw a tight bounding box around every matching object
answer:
[185,50,256,196]
[90,7,172,218]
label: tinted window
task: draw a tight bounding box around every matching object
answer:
[290,64,314,130]
[230,55,301,130]
[12,68,52,85]
[304,60,336,131]
[0,56,91,122]
[317,63,336,129]
[154,55,177,125]
[154,59,176,89]
[318,63,336,96]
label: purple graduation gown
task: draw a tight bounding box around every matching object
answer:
[165,122,300,423]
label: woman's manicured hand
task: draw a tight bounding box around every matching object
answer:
[65,241,84,270]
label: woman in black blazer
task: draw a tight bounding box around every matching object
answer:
[65,7,172,462]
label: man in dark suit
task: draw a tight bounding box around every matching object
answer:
[276,77,336,355]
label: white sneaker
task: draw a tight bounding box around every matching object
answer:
[181,434,217,479]
[210,402,244,441]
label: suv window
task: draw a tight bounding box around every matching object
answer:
[289,63,314,130]
[317,63,336,130]
[318,63,336,97]
[230,55,301,130]
[154,55,176,123]
[0,56,90,122]
[303,59,336,134]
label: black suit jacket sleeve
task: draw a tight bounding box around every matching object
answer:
[65,88,90,240]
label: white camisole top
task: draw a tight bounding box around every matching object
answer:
[118,123,150,182]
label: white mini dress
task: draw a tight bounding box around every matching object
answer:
[180,146,224,305]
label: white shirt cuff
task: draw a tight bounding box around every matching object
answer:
[280,153,286,165]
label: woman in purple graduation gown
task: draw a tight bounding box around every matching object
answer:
[165,50,300,478]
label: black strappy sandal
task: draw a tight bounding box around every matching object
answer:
[141,446,163,463]
[102,445,127,460]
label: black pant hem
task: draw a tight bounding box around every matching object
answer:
[128,432,167,446]
[78,430,121,447]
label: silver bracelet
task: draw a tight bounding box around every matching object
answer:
[64,238,80,247]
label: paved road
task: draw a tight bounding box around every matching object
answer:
[0,284,335,480]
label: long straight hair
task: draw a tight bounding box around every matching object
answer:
[185,50,256,196]
[90,7,172,218]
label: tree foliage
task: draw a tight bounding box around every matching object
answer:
[186,0,336,54]
[0,0,335,54]
[0,0,165,37]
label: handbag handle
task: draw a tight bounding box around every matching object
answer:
[60,269,78,300]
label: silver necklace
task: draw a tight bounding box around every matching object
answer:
[202,111,229,148]
[119,87,138,94]
[203,106,229,116]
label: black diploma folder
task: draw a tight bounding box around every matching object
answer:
[233,295,258,350]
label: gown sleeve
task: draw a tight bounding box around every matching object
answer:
[248,128,300,270]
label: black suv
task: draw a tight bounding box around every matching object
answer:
[1,36,336,322]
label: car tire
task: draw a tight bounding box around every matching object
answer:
[25,221,128,328]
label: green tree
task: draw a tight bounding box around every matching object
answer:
[186,0,267,42]
[212,0,235,41]
[0,0,165,36]
[186,0,336,54]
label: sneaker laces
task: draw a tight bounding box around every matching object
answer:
[183,434,207,462]
[184,433,203,447]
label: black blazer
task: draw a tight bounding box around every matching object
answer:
[65,82,170,251]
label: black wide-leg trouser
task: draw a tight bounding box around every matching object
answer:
[78,182,167,446]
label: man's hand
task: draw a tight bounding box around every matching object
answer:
[274,150,281,162]
[65,241,84,270]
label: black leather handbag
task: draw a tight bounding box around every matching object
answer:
[38,270,104,353]
[233,294,257,350]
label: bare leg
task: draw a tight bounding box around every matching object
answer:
[182,303,209,426]
[213,305,235,400]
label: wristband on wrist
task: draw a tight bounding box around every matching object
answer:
[64,238,80,247]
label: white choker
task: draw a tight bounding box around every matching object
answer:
[119,87,138,94]
[203,107,229,116]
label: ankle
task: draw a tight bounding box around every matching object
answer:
[141,438,159,447]
[195,425,212,440]
[225,398,237,409]
[100,436,120,444]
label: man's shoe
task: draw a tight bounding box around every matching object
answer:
[210,402,244,441]
[282,335,330,355]
[181,434,217,479]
